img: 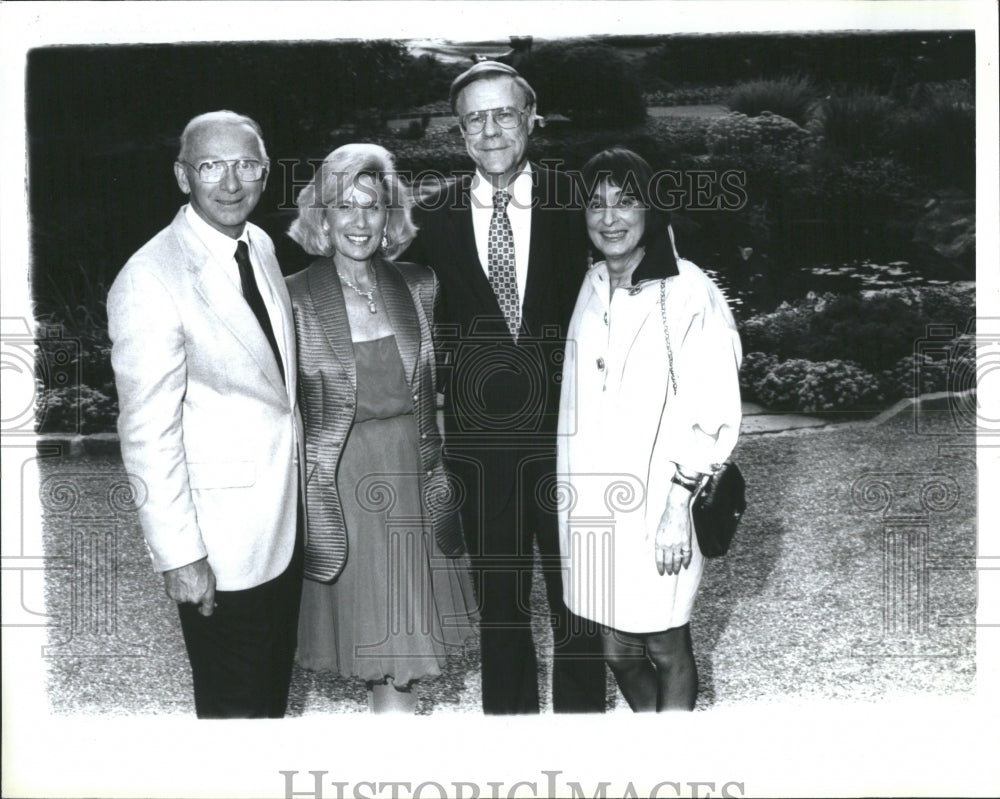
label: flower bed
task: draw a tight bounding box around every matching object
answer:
[738,284,976,415]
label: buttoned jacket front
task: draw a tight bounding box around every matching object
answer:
[556,257,743,630]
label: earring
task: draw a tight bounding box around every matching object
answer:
[381,231,390,250]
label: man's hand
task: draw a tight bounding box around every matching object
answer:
[163,557,216,616]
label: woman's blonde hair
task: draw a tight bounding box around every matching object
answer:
[287,143,417,259]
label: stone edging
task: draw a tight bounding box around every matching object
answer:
[741,389,977,438]
[34,390,976,455]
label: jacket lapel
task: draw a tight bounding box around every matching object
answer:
[174,211,286,396]
[377,258,419,388]
[523,171,553,336]
[249,231,297,402]
[452,177,501,315]
[307,258,358,393]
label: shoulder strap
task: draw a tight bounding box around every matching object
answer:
[660,278,677,396]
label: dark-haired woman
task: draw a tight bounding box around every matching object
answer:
[557,148,742,711]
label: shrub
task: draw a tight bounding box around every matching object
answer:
[818,157,920,206]
[644,85,732,107]
[896,97,975,190]
[390,127,470,176]
[755,358,812,410]
[756,358,883,413]
[739,287,974,375]
[642,117,713,158]
[36,384,118,435]
[694,113,814,259]
[727,77,818,127]
[814,90,899,159]
[394,111,719,180]
[739,293,836,355]
[799,293,924,373]
[797,359,883,413]
[704,112,813,194]
[33,322,118,434]
[881,353,942,402]
[707,112,809,157]
[739,351,778,401]
[918,283,976,325]
[638,32,973,88]
[807,156,924,251]
[522,42,646,129]
[879,331,978,402]
[528,116,715,172]
[398,119,425,140]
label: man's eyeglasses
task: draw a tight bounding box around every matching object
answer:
[180,159,267,183]
[459,106,530,135]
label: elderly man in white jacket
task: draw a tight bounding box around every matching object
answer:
[108,111,304,718]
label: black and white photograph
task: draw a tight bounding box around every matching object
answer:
[2,1,998,797]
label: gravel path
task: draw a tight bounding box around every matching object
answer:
[40,408,976,716]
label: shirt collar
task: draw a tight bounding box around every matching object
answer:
[470,162,533,210]
[184,204,250,263]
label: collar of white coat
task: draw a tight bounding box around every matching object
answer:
[586,259,679,299]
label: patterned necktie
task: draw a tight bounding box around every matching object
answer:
[487,189,520,339]
[234,240,285,383]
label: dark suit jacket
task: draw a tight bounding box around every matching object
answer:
[286,256,464,583]
[404,164,589,521]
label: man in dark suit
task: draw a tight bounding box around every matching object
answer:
[108,111,303,718]
[405,61,606,714]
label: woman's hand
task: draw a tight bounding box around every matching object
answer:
[654,484,695,576]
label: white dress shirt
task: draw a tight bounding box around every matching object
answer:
[183,204,287,367]
[470,163,533,313]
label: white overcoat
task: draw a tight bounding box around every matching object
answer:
[556,258,742,632]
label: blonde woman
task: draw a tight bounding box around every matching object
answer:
[287,143,476,712]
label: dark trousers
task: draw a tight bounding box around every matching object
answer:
[466,459,606,715]
[178,525,303,719]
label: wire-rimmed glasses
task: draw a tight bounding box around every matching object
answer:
[458,106,531,135]
[179,159,267,183]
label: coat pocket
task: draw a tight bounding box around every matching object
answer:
[187,460,256,489]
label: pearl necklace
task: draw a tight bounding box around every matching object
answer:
[337,267,378,314]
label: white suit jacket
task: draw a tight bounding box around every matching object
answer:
[108,208,304,590]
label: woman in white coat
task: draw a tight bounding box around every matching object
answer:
[557,148,742,711]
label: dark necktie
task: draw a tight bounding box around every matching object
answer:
[487,189,520,339]
[234,240,284,383]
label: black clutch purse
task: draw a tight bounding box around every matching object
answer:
[690,462,746,557]
[659,279,746,558]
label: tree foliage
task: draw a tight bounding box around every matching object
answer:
[522,41,646,128]
[641,31,973,88]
